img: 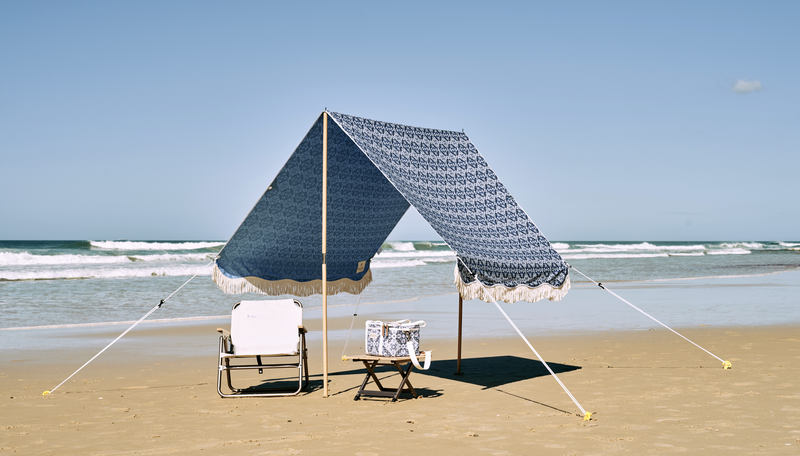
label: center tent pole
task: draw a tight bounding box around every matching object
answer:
[322,111,329,398]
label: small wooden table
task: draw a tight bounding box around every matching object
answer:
[349,354,428,402]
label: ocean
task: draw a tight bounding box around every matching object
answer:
[1,240,799,331]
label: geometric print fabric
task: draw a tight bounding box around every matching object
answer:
[214,111,568,302]
[328,112,569,300]
[215,114,410,291]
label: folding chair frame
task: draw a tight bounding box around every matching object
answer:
[216,301,310,398]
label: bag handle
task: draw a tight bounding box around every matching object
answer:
[399,327,431,370]
[407,341,432,370]
[394,320,426,328]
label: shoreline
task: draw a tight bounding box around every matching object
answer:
[3,268,800,333]
[2,263,797,284]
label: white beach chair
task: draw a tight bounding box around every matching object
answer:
[216,299,309,397]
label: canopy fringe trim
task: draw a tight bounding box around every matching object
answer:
[213,264,372,297]
[454,266,570,303]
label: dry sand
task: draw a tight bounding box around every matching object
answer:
[2,321,799,455]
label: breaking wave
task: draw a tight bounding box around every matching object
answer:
[549,241,800,258]
[0,265,213,281]
[561,253,670,260]
[375,250,455,259]
[370,259,428,268]
[719,242,763,250]
[707,248,751,255]
[0,252,215,266]
[557,242,706,253]
[90,241,225,251]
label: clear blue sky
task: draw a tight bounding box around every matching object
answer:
[2,1,797,241]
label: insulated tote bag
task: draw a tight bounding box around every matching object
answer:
[365,320,432,370]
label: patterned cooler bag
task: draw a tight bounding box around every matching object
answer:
[365,320,432,369]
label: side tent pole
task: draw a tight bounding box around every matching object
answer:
[322,112,329,398]
[456,294,463,374]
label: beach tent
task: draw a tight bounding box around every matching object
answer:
[213,111,571,397]
[45,111,727,411]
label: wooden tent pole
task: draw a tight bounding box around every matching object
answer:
[322,112,329,398]
[456,294,463,374]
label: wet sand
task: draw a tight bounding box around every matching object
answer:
[2,320,799,454]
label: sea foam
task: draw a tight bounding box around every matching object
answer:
[386,241,417,251]
[0,252,131,266]
[563,243,706,253]
[90,241,225,250]
[375,250,455,259]
[707,248,751,255]
[0,265,213,281]
[560,253,670,260]
[370,259,428,268]
[0,251,214,266]
[719,242,763,250]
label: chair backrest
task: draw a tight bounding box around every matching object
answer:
[230,299,303,356]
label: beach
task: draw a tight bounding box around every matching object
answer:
[3,270,800,455]
[4,1,798,453]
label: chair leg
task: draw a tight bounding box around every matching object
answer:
[301,335,309,389]
[218,333,309,398]
[217,336,235,397]
[224,358,237,392]
[303,351,309,389]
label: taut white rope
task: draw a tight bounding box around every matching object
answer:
[340,293,363,361]
[42,259,216,395]
[568,265,731,369]
[456,256,591,420]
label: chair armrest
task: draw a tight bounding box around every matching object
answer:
[298,325,307,334]
[216,328,231,337]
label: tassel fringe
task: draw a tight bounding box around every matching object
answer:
[453,265,570,303]
[212,265,372,297]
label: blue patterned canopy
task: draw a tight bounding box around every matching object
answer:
[213,112,569,303]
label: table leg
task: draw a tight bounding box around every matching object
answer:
[353,359,420,402]
[355,360,383,400]
[366,361,385,391]
[393,362,417,401]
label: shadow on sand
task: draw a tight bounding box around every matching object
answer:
[237,356,581,409]
[418,356,582,389]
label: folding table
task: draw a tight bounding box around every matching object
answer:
[349,354,428,402]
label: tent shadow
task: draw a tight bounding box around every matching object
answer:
[245,373,443,400]
[418,356,582,390]
[241,356,580,404]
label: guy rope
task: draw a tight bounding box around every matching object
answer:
[568,264,732,370]
[340,292,363,361]
[42,259,217,395]
[456,255,593,421]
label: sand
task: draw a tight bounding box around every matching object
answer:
[2,318,800,455]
